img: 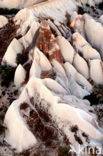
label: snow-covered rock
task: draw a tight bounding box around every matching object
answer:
[4,89,37,152]
[70,12,85,36]
[0,0,101,10]
[1,0,103,154]
[73,53,89,79]
[56,36,75,63]
[19,21,40,48]
[89,59,103,84]
[66,75,90,98]
[52,59,89,98]
[14,0,77,27]
[2,38,23,67]
[64,62,92,92]
[30,47,52,78]
[0,0,46,9]
[14,64,26,87]
[99,15,103,25]
[4,77,103,152]
[0,16,8,28]
[73,32,101,60]
[43,78,68,95]
[84,14,103,58]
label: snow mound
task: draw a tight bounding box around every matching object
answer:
[2,38,23,67]
[0,15,8,28]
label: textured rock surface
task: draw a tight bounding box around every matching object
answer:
[0,0,103,155]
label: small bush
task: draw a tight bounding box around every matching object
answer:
[0,65,15,87]
[59,146,70,156]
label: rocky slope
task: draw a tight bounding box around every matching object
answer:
[0,0,103,155]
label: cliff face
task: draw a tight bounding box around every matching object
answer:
[0,0,103,155]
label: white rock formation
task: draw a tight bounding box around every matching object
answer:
[73,53,89,79]
[19,21,40,48]
[56,36,75,63]
[70,12,85,36]
[0,0,102,9]
[1,0,103,154]
[4,89,37,152]
[14,0,77,27]
[89,59,103,84]
[0,15,8,28]
[30,47,52,78]
[2,38,23,67]
[64,62,92,92]
[4,77,103,152]
[73,32,101,61]
[14,64,26,87]
[84,14,103,58]
[0,0,47,9]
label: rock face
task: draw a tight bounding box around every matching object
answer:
[0,0,103,155]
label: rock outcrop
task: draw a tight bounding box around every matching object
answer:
[0,0,103,155]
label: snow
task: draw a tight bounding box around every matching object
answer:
[89,59,103,84]
[0,0,46,9]
[70,12,85,36]
[66,75,90,98]
[0,16,8,28]
[73,32,88,48]
[4,95,37,152]
[84,14,103,58]
[23,77,103,142]
[14,0,77,28]
[1,0,103,154]
[0,0,102,10]
[73,32,101,60]
[51,59,70,92]
[75,0,102,6]
[19,21,40,48]
[56,36,75,63]
[52,59,66,78]
[73,53,89,79]
[2,38,23,67]
[62,95,91,112]
[43,78,68,95]
[30,47,52,78]
[14,64,26,87]
[64,62,92,92]
[55,103,103,141]
[51,59,91,98]
[4,77,103,152]
[99,15,103,25]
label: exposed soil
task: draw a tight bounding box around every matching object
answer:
[41,70,56,79]
[36,22,65,64]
